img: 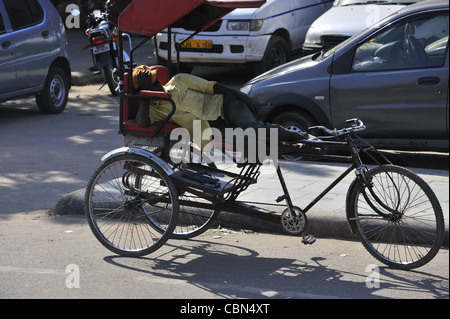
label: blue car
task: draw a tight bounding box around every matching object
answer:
[242,0,448,152]
[0,0,71,113]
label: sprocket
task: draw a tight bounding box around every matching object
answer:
[281,206,307,235]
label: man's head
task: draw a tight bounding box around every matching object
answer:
[132,65,164,91]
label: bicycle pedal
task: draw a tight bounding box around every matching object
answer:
[302,235,316,245]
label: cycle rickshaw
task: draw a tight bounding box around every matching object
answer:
[85,0,445,270]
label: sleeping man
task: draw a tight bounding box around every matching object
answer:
[132,65,309,161]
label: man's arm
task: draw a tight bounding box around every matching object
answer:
[213,83,258,116]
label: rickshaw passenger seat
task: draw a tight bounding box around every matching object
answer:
[122,66,178,135]
[122,65,170,122]
[149,65,169,85]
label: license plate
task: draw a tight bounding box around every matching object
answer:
[181,40,213,49]
[92,43,110,55]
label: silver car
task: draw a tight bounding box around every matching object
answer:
[302,0,424,56]
[0,0,71,113]
[242,0,449,152]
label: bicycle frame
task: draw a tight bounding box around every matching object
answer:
[298,136,369,215]
[167,129,390,233]
[112,0,382,231]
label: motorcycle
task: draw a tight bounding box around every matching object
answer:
[76,1,132,95]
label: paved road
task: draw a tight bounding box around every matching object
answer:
[0,84,448,300]
[1,211,448,300]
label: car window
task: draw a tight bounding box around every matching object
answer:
[352,13,449,72]
[3,0,43,31]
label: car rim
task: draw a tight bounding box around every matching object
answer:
[285,124,303,134]
[283,124,304,161]
[49,75,65,107]
[268,47,286,69]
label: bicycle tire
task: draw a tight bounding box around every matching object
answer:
[172,193,220,239]
[101,65,119,96]
[151,145,221,239]
[143,191,219,239]
[85,154,179,257]
[347,165,444,270]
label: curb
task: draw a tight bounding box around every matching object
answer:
[54,188,357,240]
[55,188,448,245]
[71,72,104,87]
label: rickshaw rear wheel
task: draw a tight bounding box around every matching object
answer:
[172,193,221,239]
[85,154,179,257]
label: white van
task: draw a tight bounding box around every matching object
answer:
[154,0,333,74]
[302,0,424,55]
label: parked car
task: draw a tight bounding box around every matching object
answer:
[302,0,424,56]
[0,0,71,114]
[241,0,449,152]
[154,0,333,75]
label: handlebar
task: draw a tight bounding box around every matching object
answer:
[309,118,366,137]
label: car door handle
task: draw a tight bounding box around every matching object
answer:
[417,76,440,87]
[2,41,11,49]
[42,30,50,38]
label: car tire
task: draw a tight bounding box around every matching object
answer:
[36,66,69,114]
[253,35,290,75]
[273,111,316,161]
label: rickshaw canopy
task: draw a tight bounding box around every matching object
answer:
[118,0,266,36]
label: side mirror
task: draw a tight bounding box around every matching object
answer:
[331,47,356,74]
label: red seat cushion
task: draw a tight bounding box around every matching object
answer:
[139,90,171,99]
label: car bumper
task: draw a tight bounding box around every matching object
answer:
[302,44,323,56]
[155,34,271,64]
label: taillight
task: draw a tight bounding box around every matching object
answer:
[91,36,106,45]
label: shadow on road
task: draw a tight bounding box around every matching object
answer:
[103,238,449,299]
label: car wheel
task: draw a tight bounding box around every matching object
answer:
[36,67,69,114]
[253,35,290,75]
[273,111,316,161]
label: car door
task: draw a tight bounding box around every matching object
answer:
[329,11,449,141]
[0,1,16,96]
[2,0,53,92]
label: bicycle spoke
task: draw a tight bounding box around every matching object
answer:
[349,165,443,269]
